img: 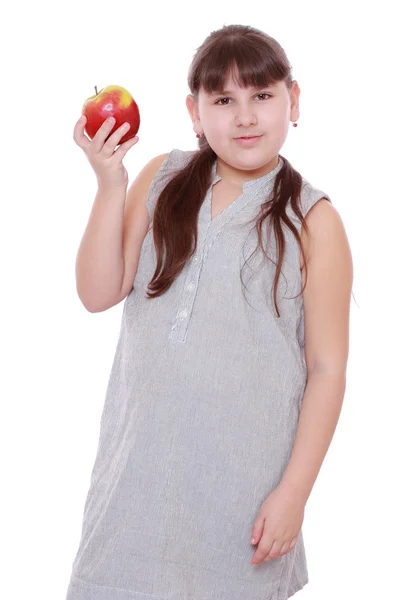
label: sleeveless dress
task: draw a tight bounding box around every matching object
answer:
[65,149,332,600]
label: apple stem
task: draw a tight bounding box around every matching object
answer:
[95,86,98,95]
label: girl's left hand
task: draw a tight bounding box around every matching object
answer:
[249,484,306,565]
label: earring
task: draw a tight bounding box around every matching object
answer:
[292,121,298,127]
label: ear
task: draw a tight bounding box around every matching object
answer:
[290,81,301,124]
[186,94,200,127]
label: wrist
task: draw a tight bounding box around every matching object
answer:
[97,181,128,196]
[278,476,311,505]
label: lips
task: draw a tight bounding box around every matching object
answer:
[234,134,263,146]
[235,135,261,139]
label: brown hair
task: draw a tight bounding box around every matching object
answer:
[145,24,311,318]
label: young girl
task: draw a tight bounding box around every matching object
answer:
[67,24,352,600]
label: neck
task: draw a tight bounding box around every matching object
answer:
[216,155,279,187]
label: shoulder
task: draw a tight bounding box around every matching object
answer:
[299,177,333,216]
[300,193,352,290]
[301,196,340,251]
[295,177,335,269]
[300,196,353,375]
[165,148,198,168]
[149,148,197,182]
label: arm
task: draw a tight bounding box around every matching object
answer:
[249,199,353,565]
[279,199,353,502]
[75,153,169,313]
[75,184,127,312]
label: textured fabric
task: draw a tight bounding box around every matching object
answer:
[66,149,332,600]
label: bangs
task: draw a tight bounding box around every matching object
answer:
[196,37,287,95]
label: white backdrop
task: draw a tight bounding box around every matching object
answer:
[1,1,399,599]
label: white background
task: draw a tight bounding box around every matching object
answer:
[1,1,399,599]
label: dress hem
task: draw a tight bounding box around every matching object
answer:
[66,574,309,600]
[287,578,309,598]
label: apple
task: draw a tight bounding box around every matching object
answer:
[82,85,140,145]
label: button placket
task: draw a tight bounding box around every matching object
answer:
[168,269,198,342]
[168,218,210,343]
[203,182,270,263]
[167,159,283,344]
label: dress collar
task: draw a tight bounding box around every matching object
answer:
[211,155,283,190]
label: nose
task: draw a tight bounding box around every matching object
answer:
[235,106,257,128]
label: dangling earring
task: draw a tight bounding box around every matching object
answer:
[292,121,298,127]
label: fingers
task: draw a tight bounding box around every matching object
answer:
[73,114,139,185]
[73,115,132,157]
[113,135,139,159]
[253,535,298,565]
[91,117,120,153]
[73,115,91,151]
[101,121,132,156]
[262,540,287,562]
[251,537,274,565]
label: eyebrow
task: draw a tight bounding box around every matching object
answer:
[209,85,276,96]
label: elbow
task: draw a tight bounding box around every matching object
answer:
[78,295,123,313]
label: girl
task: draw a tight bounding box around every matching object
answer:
[67,23,353,600]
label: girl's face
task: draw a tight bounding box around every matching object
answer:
[187,72,300,182]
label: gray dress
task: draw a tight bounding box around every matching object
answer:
[66,149,332,600]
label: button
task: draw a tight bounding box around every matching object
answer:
[179,309,188,319]
[187,282,195,291]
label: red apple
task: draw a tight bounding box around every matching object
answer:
[82,85,140,145]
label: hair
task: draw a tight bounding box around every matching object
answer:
[145,24,312,318]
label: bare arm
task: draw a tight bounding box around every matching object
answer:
[75,153,169,313]
[280,199,353,502]
[75,183,127,312]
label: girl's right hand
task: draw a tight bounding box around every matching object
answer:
[73,115,139,189]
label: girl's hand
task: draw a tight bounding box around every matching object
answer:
[249,484,305,565]
[73,115,139,190]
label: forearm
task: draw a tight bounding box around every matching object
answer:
[75,184,127,312]
[279,373,346,503]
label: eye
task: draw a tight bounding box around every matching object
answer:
[214,93,272,105]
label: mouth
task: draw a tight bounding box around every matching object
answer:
[234,134,263,146]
